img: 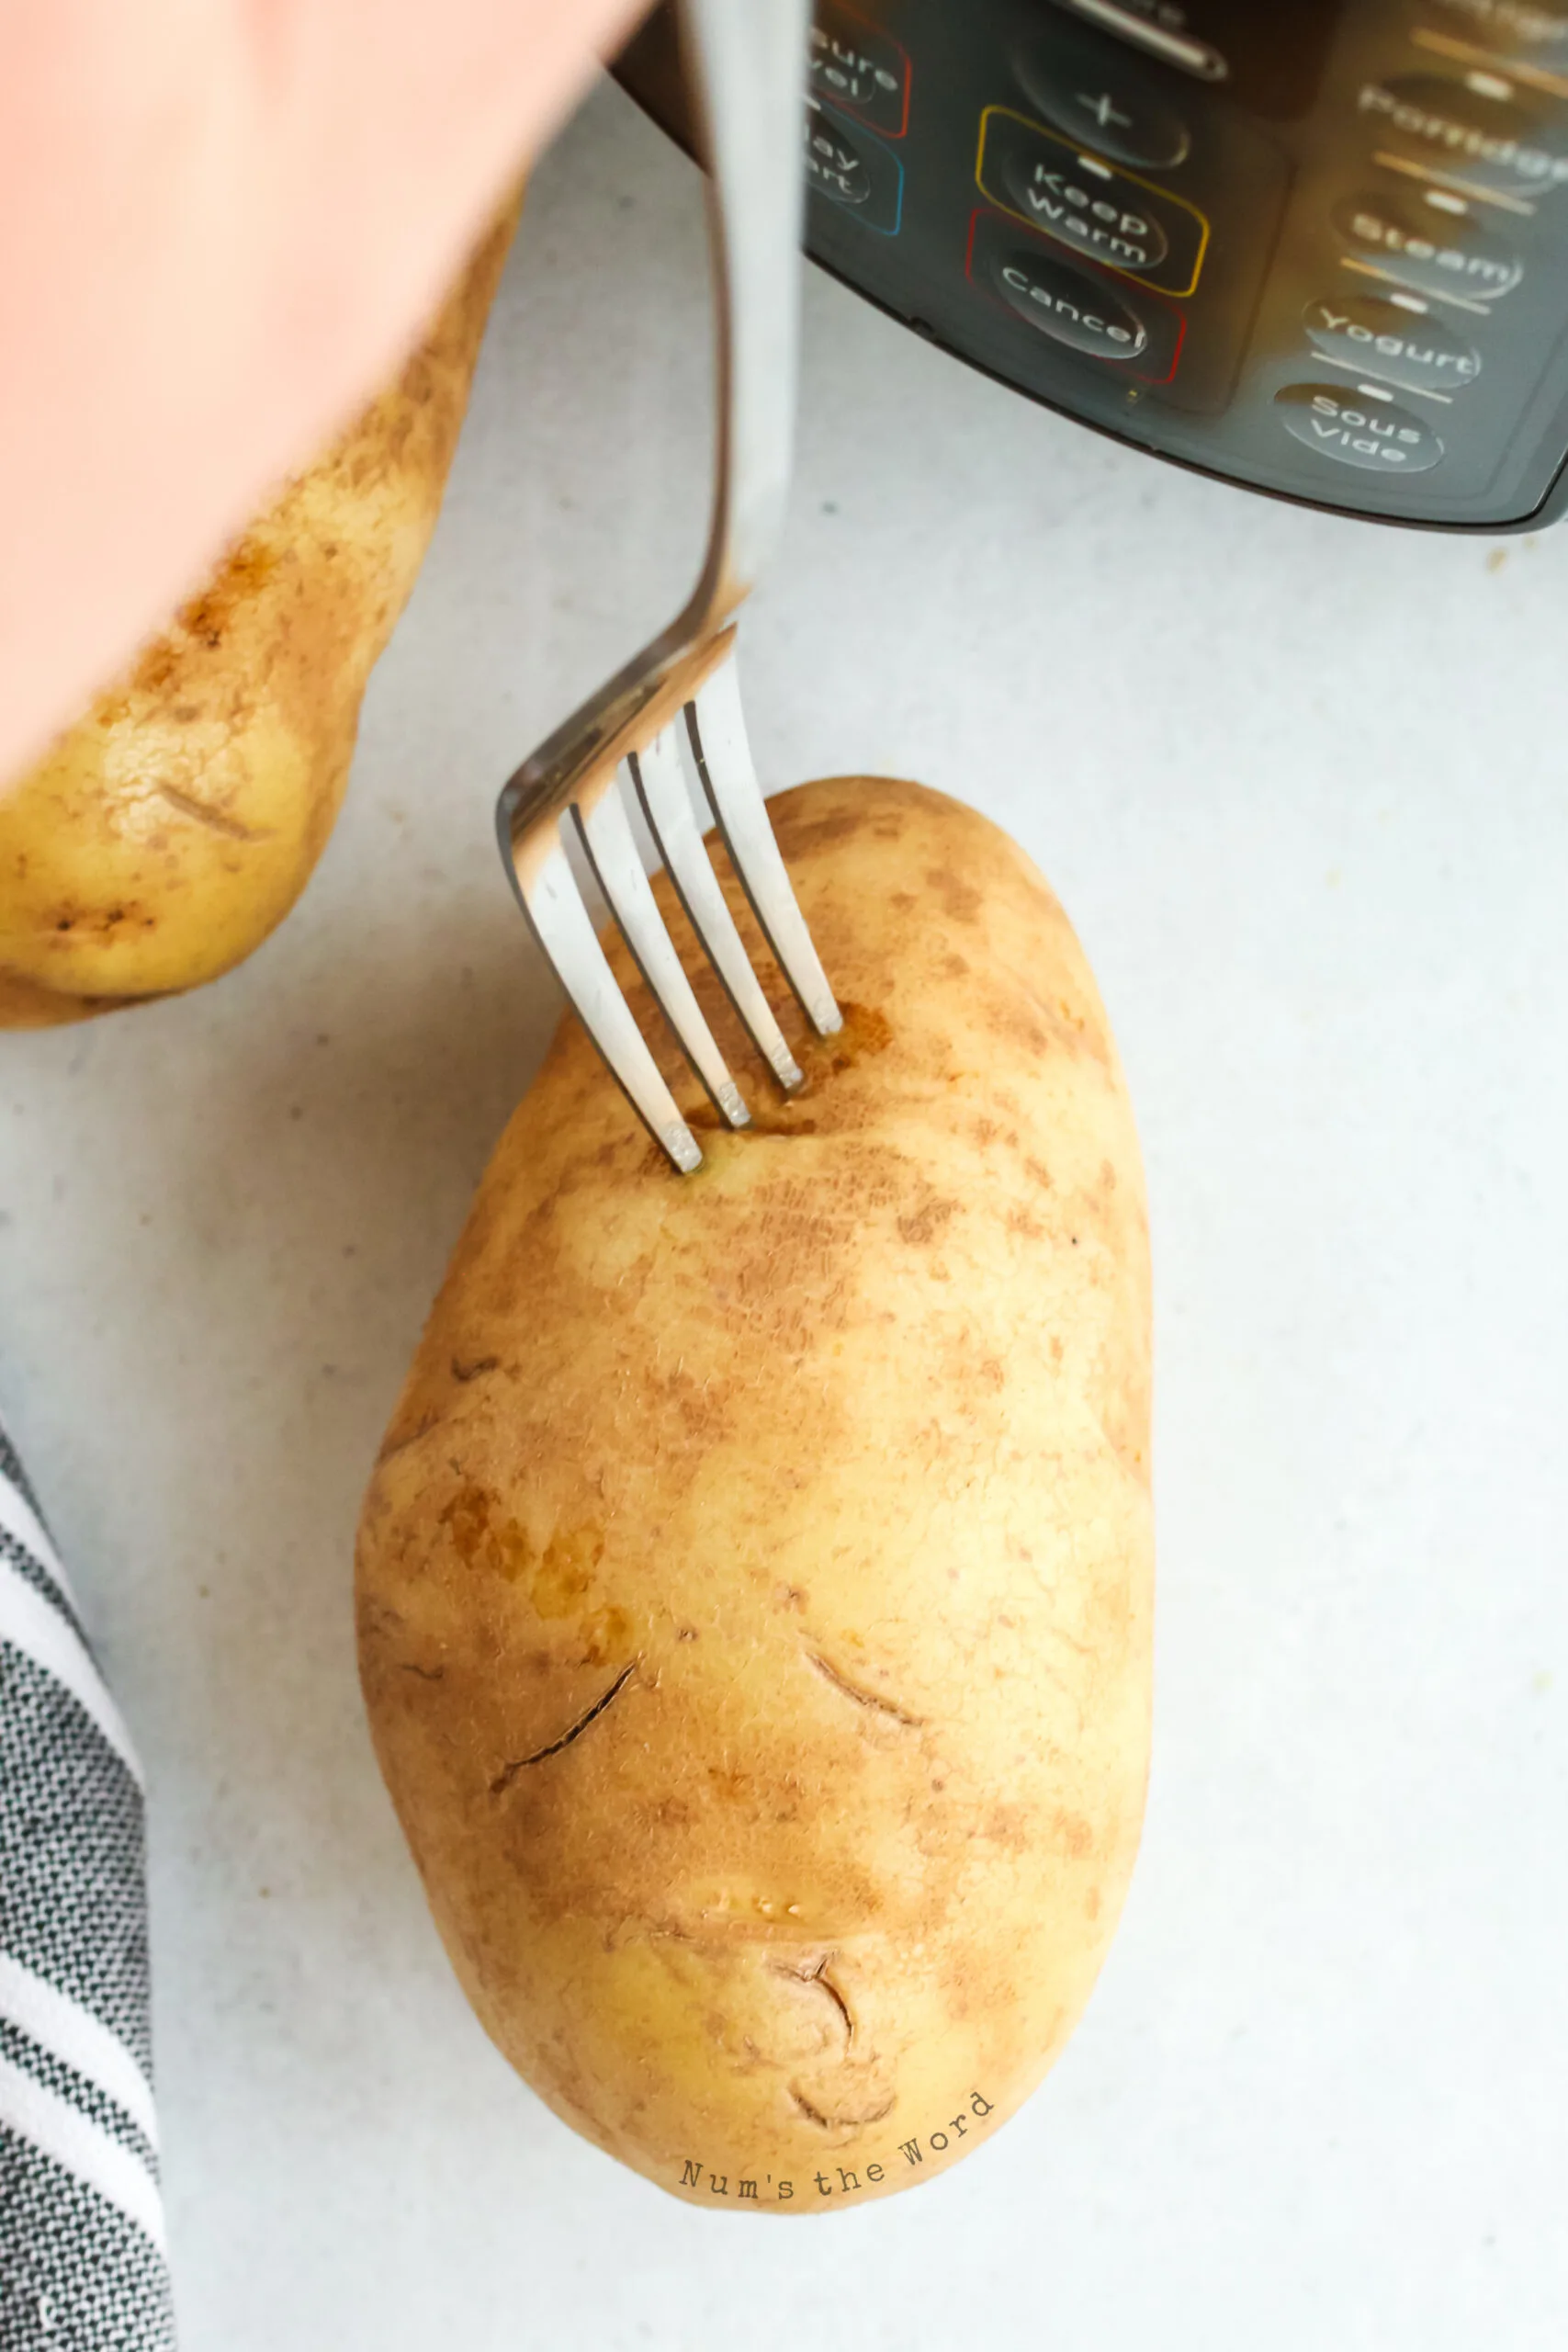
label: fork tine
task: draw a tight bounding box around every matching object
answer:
[631,720,804,1093]
[574,767,750,1129]
[494,0,829,1175]
[685,650,843,1039]
[513,825,703,1173]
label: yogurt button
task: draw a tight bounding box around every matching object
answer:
[1303,294,1481,392]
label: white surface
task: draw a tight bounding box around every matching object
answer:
[5,79,1567,2350]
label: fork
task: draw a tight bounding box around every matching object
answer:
[495,0,840,1175]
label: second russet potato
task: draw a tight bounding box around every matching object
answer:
[0,196,520,1027]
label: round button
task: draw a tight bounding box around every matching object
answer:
[1413,0,1568,77]
[1014,29,1191,169]
[1359,72,1568,197]
[1333,189,1522,301]
[998,148,1170,276]
[1303,293,1481,392]
[1275,382,1444,473]
[804,103,873,206]
[992,246,1150,360]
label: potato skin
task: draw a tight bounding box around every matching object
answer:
[0,199,518,1026]
[356,777,1153,2211]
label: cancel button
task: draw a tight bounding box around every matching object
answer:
[992,247,1149,360]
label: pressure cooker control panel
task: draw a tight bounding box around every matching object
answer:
[617,0,1568,529]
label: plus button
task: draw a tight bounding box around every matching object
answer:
[1014,36,1192,170]
[1076,88,1134,132]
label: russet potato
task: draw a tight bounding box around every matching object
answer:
[356,776,1153,2211]
[0,199,518,1027]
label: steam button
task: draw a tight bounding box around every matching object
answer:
[1332,189,1522,301]
[1275,382,1444,472]
[1014,26,1191,169]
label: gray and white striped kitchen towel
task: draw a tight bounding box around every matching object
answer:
[0,1417,174,2349]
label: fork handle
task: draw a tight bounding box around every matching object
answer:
[680,0,811,627]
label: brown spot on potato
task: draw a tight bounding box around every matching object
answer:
[792,998,893,1091]
[769,805,863,858]
[168,539,281,663]
[981,994,1053,1062]
[897,1196,958,1247]
[437,1487,518,1576]
[532,1525,606,1612]
[926,867,982,923]
[436,1496,630,1659]
[49,902,153,937]
[772,795,907,865]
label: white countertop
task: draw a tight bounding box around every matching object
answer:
[5,78,1567,2351]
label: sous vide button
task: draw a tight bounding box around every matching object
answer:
[1303,293,1481,392]
[1275,382,1444,472]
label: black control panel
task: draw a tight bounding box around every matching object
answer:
[615,0,1568,530]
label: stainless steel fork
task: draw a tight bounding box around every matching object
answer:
[495,0,840,1174]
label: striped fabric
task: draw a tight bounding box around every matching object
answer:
[0,1419,175,2349]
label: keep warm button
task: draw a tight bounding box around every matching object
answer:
[1275,382,1443,473]
[977,107,1208,296]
